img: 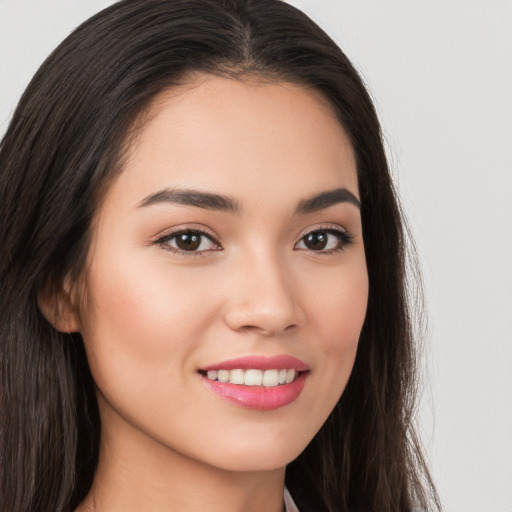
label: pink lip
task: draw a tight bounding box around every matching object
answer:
[200,372,308,410]
[199,354,309,372]
[198,355,310,411]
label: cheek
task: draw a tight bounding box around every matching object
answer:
[77,254,219,444]
[314,261,368,354]
[78,252,209,394]
[285,260,367,445]
[305,258,368,404]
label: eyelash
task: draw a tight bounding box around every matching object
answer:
[154,228,221,256]
[295,227,354,255]
[153,226,353,257]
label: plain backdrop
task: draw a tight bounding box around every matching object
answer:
[1,1,511,511]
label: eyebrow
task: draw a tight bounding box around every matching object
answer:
[137,186,360,214]
[137,188,241,213]
[294,187,360,214]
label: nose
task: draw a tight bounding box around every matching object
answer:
[223,252,305,336]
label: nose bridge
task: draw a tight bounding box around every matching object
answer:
[224,244,303,335]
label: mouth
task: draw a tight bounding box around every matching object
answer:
[198,355,310,410]
[198,368,304,387]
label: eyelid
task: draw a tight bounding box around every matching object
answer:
[151,222,353,257]
[153,223,221,242]
[294,223,354,253]
[296,223,350,240]
[153,225,222,256]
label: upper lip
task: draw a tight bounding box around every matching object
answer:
[199,354,310,372]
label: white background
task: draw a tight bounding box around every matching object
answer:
[1,1,511,511]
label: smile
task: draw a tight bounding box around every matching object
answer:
[203,368,300,387]
[198,355,310,410]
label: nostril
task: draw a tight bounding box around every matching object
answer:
[236,323,298,336]
[223,290,304,335]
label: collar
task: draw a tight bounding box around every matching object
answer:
[284,486,300,512]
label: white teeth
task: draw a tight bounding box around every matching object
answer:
[285,369,296,384]
[263,369,279,387]
[244,369,263,386]
[217,369,230,383]
[204,368,300,386]
[230,369,245,385]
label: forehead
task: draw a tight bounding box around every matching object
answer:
[103,76,358,212]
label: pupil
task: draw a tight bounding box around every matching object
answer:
[177,233,201,251]
[305,232,327,250]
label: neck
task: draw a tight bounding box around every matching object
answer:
[76,406,286,512]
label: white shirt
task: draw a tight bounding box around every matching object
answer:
[284,487,300,512]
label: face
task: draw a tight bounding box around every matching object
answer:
[77,76,368,473]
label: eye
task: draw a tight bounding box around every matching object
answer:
[155,229,221,254]
[295,228,353,253]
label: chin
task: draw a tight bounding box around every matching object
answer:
[188,429,312,473]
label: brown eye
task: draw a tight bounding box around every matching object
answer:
[304,232,329,250]
[175,232,202,251]
[295,228,352,253]
[156,229,220,254]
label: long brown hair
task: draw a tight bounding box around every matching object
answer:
[0,1,440,510]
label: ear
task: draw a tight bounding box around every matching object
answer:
[37,276,81,333]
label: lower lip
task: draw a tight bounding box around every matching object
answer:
[200,372,308,410]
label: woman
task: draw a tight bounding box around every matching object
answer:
[0,1,441,511]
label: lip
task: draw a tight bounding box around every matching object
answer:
[199,354,310,372]
[198,354,310,411]
[200,372,308,410]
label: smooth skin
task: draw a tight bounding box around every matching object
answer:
[51,76,368,512]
